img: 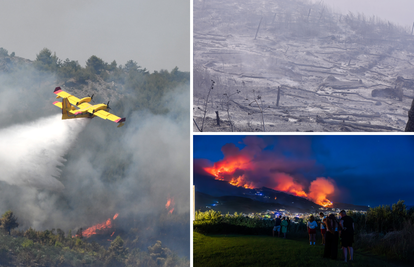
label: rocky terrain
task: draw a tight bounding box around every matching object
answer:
[193,0,414,132]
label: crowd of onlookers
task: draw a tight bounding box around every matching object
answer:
[273,210,354,262]
[272,215,290,238]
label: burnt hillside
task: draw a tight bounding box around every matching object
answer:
[193,0,414,132]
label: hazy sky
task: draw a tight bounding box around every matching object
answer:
[0,0,189,72]
[314,0,414,28]
[194,135,414,207]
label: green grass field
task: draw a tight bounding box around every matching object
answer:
[193,232,410,267]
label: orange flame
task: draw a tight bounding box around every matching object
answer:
[166,198,175,213]
[78,213,119,238]
[82,219,112,238]
[205,159,255,189]
[110,231,115,237]
[204,153,251,179]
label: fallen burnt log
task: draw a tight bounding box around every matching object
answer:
[320,119,401,132]
[194,35,227,42]
[331,113,381,118]
[318,75,365,90]
[371,87,402,101]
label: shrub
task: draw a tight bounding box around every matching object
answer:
[22,239,34,248]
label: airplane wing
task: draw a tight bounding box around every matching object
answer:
[53,101,63,109]
[53,87,81,106]
[94,110,126,126]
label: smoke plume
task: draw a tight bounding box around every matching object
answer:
[197,136,336,206]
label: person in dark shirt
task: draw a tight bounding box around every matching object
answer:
[323,214,339,260]
[339,210,354,262]
[273,215,282,237]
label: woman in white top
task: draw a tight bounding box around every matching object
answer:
[307,215,318,245]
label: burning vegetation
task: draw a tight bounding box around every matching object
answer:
[0,210,190,267]
[166,198,175,214]
[76,213,120,239]
[201,136,335,207]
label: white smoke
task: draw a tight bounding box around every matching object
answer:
[0,114,89,191]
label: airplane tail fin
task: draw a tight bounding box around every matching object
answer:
[54,87,62,99]
[116,118,126,128]
[61,98,71,120]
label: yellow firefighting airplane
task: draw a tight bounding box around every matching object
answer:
[53,87,126,127]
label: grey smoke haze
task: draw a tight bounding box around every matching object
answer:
[313,0,414,28]
[0,62,189,255]
[0,0,189,72]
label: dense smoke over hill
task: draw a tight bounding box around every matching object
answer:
[0,55,190,256]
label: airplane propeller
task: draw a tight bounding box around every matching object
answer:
[106,101,111,110]
[88,94,95,103]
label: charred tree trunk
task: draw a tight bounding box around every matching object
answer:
[193,118,201,132]
[254,16,263,40]
[215,111,220,126]
[276,86,281,107]
[405,98,414,132]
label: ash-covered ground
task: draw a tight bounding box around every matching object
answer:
[193,0,414,132]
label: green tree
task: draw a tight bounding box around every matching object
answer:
[391,200,407,230]
[124,60,148,74]
[124,60,139,73]
[0,47,8,57]
[104,236,127,266]
[109,236,127,257]
[24,227,37,241]
[108,60,118,71]
[34,48,60,72]
[58,58,81,80]
[1,210,19,235]
[56,228,65,242]
[148,240,169,266]
[86,55,106,75]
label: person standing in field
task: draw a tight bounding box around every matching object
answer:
[323,214,339,259]
[339,210,354,262]
[330,214,340,260]
[319,212,326,245]
[273,215,282,237]
[281,217,288,239]
[307,215,318,245]
[287,217,291,234]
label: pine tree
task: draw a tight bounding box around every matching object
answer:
[1,210,19,235]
